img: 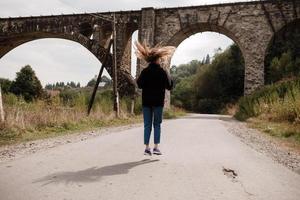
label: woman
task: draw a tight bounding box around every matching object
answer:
[135,41,175,156]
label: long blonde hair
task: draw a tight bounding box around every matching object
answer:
[134,41,176,64]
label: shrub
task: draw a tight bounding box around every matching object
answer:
[10,65,43,101]
[235,78,300,123]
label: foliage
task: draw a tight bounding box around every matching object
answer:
[265,20,300,83]
[235,78,300,144]
[235,78,300,122]
[171,44,245,113]
[87,76,97,87]
[268,51,300,83]
[0,87,140,146]
[171,75,196,110]
[10,65,43,101]
[204,54,210,64]
[170,60,202,86]
[0,78,12,94]
[194,44,244,99]
[163,106,186,119]
[45,81,81,90]
[86,75,112,87]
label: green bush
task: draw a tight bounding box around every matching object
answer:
[235,78,300,122]
[265,20,300,83]
[10,65,43,101]
[171,76,195,110]
[0,78,12,94]
[193,98,223,114]
[133,95,142,115]
[3,93,20,106]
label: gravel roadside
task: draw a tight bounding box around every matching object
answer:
[222,118,300,174]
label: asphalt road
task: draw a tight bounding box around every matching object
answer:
[0,114,300,200]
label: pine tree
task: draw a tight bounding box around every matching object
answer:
[10,65,43,101]
[205,54,210,64]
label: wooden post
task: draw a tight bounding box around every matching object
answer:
[130,97,135,115]
[113,13,120,118]
[87,39,113,115]
[0,84,5,122]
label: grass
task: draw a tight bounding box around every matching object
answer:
[0,89,142,146]
[0,108,142,146]
[163,106,187,119]
[0,116,142,146]
[234,77,300,147]
[235,77,300,122]
[0,89,186,146]
[248,118,300,147]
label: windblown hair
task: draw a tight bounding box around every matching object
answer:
[134,41,176,64]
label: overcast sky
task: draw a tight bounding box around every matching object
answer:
[0,0,249,86]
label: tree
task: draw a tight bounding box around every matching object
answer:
[204,54,210,64]
[101,75,112,86]
[45,83,53,90]
[171,76,195,110]
[170,60,202,86]
[0,78,12,94]
[70,81,76,88]
[171,44,245,113]
[87,78,96,87]
[265,20,300,83]
[10,65,43,101]
[193,44,244,112]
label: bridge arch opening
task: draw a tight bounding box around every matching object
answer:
[0,38,110,88]
[166,23,246,58]
[264,19,300,84]
[169,30,245,113]
[130,30,139,78]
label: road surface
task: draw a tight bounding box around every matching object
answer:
[0,114,300,200]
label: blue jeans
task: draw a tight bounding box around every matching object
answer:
[142,106,163,145]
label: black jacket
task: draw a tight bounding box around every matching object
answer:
[137,63,173,107]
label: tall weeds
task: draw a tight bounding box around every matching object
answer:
[0,89,137,144]
[235,78,300,124]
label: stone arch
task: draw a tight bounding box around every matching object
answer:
[0,31,113,75]
[156,19,268,96]
[264,18,300,61]
[161,23,245,106]
[0,38,108,90]
[264,18,300,82]
[165,23,246,58]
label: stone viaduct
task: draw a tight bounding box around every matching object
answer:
[0,0,299,98]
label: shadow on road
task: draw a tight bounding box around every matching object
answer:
[33,159,159,185]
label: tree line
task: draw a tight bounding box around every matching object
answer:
[0,65,112,102]
[171,44,244,113]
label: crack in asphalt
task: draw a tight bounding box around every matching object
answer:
[222,167,255,198]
